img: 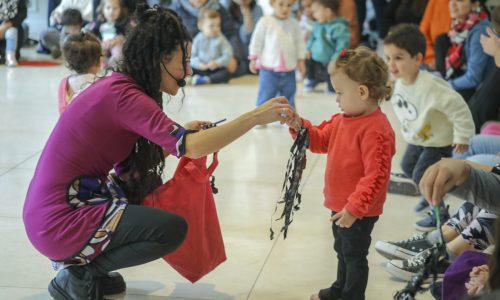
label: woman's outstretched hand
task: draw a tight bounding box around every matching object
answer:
[184,120,210,131]
[252,96,296,126]
[419,158,471,206]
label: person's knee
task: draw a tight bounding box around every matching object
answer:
[161,214,188,249]
[5,27,18,40]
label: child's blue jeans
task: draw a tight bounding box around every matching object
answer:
[401,144,453,185]
[256,69,296,108]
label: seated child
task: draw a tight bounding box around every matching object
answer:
[384,24,475,228]
[190,8,234,85]
[58,32,102,114]
[85,0,130,67]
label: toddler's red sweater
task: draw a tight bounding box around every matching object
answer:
[300,109,395,217]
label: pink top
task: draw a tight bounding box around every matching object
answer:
[23,72,188,260]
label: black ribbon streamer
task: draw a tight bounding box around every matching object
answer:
[270,127,309,240]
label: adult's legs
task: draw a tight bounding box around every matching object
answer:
[5,27,18,66]
[434,33,451,78]
[468,67,500,132]
[49,205,187,299]
[84,205,187,276]
[453,134,500,165]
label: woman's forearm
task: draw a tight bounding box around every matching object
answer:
[184,111,257,158]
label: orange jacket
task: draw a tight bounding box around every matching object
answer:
[419,0,451,65]
[339,0,360,48]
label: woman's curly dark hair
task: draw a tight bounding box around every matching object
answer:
[119,3,191,204]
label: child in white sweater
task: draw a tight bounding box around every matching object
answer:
[384,24,475,230]
[248,0,306,108]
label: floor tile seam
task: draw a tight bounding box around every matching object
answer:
[0,150,41,178]
[245,155,320,300]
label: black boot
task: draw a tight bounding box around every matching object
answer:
[101,272,126,296]
[48,266,104,300]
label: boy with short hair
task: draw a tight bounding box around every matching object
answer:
[384,24,475,230]
[190,8,233,85]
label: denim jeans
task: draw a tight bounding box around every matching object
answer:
[401,144,453,185]
[256,69,296,107]
[453,134,500,166]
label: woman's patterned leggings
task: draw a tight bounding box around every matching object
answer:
[445,201,497,250]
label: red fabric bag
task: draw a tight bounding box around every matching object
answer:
[143,153,226,283]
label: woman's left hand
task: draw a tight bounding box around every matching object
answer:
[184,120,210,131]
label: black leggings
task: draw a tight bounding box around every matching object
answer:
[84,205,187,277]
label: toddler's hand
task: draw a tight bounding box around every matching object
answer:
[287,113,302,131]
[249,60,258,74]
[330,208,358,228]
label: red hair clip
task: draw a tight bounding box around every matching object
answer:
[340,48,347,58]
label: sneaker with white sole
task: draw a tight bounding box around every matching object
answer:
[414,205,450,232]
[375,232,433,260]
[386,247,449,281]
[388,172,420,196]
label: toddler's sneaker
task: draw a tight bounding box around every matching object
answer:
[414,205,450,232]
[388,172,420,196]
[414,197,430,213]
[386,247,449,281]
[192,74,210,86]
[375,232,433,260]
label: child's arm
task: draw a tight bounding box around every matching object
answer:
[248,19,266,74]
[248,18,266,62]
[288,114,340,154]
[214,35,234,68]
[344,129,395,218]
[434,88,476,152]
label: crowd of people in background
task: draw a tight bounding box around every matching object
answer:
[4,0,500,299]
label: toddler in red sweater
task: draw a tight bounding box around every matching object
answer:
[288,46,396,300]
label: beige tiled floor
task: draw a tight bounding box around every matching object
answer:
[0,52,447,299]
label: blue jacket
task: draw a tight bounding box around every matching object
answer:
[449,20,495,91]
[306,17,350,65]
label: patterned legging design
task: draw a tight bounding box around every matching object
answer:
[445,202,497,250]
